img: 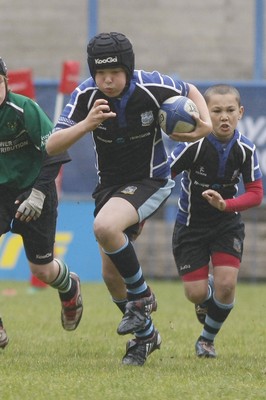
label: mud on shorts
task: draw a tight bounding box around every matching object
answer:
[92,177,175,241]
[172,214,245,278]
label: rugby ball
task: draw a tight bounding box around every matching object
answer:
[158,96,199,135]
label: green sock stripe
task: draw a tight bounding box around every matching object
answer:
[51,259,71,293]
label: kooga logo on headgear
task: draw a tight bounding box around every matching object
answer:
[95,56,118,65]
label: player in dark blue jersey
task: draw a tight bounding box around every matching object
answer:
[46,32,212,365]
[169,84,263,358]
[0,58,83,349]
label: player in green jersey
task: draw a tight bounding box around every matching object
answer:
[0,57,83,349]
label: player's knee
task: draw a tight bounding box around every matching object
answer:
[184,285,207,304]
[31,269,49,283]
[94,215,119,243]
[29,261,55,283]
[215,278,236,301]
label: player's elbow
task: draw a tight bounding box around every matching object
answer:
[45,145,56,156]
[46,138,60,156]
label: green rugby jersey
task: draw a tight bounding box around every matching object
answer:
[0,91,53,190]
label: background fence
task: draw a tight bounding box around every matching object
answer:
[0,79,265,282]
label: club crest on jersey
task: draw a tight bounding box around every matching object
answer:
[141,111,154,126]
[7,121,18,131]
[121,186,137,195]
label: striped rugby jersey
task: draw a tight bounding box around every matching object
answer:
[55,70,190,187]
[169,130,262,226]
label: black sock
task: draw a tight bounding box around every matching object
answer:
[201,295,234,342]
[104,237,140,279]
[112,298,127,314]
[59,278,77,301]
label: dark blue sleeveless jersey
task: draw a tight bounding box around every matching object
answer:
[169,130,262,226]
[55,70,189,187]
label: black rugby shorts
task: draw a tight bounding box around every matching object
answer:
[172,215,245,277]
[13,187,58,264]
[93,177,174,239]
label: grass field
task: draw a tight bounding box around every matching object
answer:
[0,280,265,400]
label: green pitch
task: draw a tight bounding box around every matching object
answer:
[0,280,265,400]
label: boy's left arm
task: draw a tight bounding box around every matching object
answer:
[202,179,264,212]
